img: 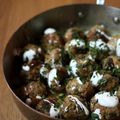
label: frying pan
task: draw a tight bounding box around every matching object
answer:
[2,3,120,120]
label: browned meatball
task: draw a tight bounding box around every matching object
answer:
[64,27,85,42]
[23,81,46,105]
[22,44,44,64]
[48,67,68,93]
[102,56,120,70]
[98,74,119,91]
[42,28,63,52]
[36,94,64,118]
[21,64,41,81]
[90,70,119,91]
[66,77,94,99]
[90,91,120,120]
[64,38,86,58]
[69,54,96,78]
[60,95,89,120]
[21,44,44,81]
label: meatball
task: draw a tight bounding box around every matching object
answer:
[48,66,68,93]
[23,81,46,106]
[102,55,120,77]
[64,38,86,58]
[69,54,96,78]
[42,28,63,52]
[21,44,44,81]
[64,27,85,42]
[90,71,119,91]
[60,95,89,120]
[22,44,44,64]
[45,48,69,67]
[100,74,119,91]
[36,94,64,118]
[90,91,120,120]
[21,64,41,81]
[66,77,94,99]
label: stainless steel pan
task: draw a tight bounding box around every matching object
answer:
[3,3,120,120]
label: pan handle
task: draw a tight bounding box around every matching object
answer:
[96,0,105,5]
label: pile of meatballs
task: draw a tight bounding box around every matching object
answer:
[19,25,120,120]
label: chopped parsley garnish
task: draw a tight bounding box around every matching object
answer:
[91,113,100,120]
[112,68,120,77]
[89,47,99,58]
[54,102,60,108]
[98,78,107,86]
[72,31,81,39]
[110,90,115,96]
[58,93,65,100]
[67,65,72,72]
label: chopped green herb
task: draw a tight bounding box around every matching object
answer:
[112,68,120,77]
[54,77,57,80]
[72,32,80,39]
[58,93,65,100]
[98,78,107,86]
[110,90,115,96]
[110,86,119,96]
[54,102,60,108]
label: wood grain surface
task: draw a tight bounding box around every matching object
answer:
[0,0,120,120]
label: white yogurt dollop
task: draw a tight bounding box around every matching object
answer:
[116,39,120,57]
[44,28,56,35]
[95,92,119,108]
[69,59,78,76]
[23,49,36,62]
[89,39,108,51]
[49,105,59,118]
[22,65,30,71]
[48,68,57,87]
[90,71,103,87]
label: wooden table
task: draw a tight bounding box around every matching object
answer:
[0,0,120,120]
